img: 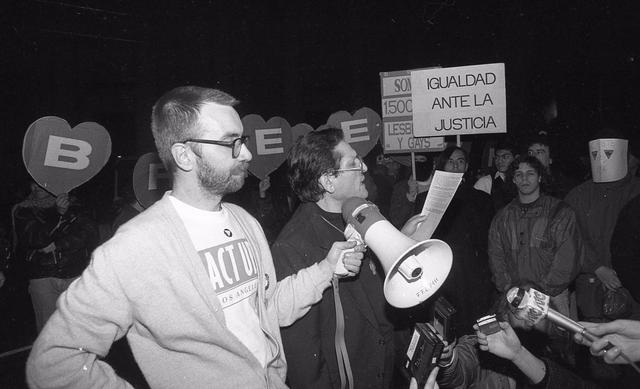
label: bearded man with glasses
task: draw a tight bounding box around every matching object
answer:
[27,86,364,389]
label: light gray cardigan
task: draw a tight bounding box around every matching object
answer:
[27,194,334,388]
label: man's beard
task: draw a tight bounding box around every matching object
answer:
[196,156,246,196]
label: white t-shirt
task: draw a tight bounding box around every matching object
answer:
[169,195,267,367]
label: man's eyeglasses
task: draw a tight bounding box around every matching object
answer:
[182,136,249,158]
[329,156,365,174]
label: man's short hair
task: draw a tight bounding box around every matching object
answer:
[526,133,552,154]
[288,128,344,203]
[434,146,468,171]
[494,137,518,155]
[510,155,545,178]
[151,86,239,171]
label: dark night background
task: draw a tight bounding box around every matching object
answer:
[2,1,639,193]
[0,0,639,385]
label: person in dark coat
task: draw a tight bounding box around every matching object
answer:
[430,146,496,335]
[611,193,640,307]
[13,182,98,332]
[272,128,423,389]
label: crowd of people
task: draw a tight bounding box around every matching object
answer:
[1,85,640,388]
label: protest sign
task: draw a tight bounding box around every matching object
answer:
[242,114,293,180]
[22,116,111,195]
[411,63,506,137]
[133,152,171,208]
[380,69,445,154]
[291,123,314,143]
[325,107,382,157]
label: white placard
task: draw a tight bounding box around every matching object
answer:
[411,63,506,137]
[380,69,445,154]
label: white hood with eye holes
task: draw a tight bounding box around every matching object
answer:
[589,138,628,183]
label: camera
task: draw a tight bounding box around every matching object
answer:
[431,296,456,343]
[404,322,444,387]
[403,296,456,386]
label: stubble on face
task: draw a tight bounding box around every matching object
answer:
[192,102,250,198]
[195,154,247,196]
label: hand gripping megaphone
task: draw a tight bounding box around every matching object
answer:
[342,197,453,308]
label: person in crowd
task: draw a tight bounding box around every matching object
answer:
[368,148,405,218]
[272,128,426,389]
[488,156,581,318]
[388,153,433,229]
[576,319,640,364]
[0,224,10,288]
[12,183,98,332]
[610,193,640,306]
[111,186,144,235]
[429,146,495,334]
[433,288,600,389]
[527,133,578,199]
[474,321,601,388]
[26,86,364,388]
[564,129,640,320]
[225,168,294,245]
[474,137,519,210]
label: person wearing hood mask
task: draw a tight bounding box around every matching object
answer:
[565,129,640,320]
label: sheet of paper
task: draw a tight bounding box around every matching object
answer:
[410,171,463,240]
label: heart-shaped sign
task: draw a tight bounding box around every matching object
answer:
[242,114,293,180]
[325,107,382,158]
[133,152,172,209]
[22,116,111,195]
[290,123,314,144]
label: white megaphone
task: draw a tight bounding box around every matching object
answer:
[342,197,453,308]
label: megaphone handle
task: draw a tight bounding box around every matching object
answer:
[334,239,361,277]
[334,249,351,276]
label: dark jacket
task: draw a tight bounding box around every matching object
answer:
[439,335,601,389]
[564,174,640,272]
[489,195,581,297]
[14,204,98,279]
[431,182,496,335]
[0,237,10,271]
[611,193,640,302]
[271,202,398,389]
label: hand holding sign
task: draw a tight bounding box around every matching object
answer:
[326,107,382,157]
[242,115,293,180]
[23,116,111,195]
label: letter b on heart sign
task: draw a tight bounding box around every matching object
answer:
[23,116,112,195]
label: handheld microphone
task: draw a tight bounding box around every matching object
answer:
[506,287,589,338]
[506,287,640,373]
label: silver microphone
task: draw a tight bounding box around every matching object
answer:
[505,287,596,341]
[506,287,640,373]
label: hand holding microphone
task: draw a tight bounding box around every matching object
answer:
[507,287,640,373]
[576,319,640,365]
